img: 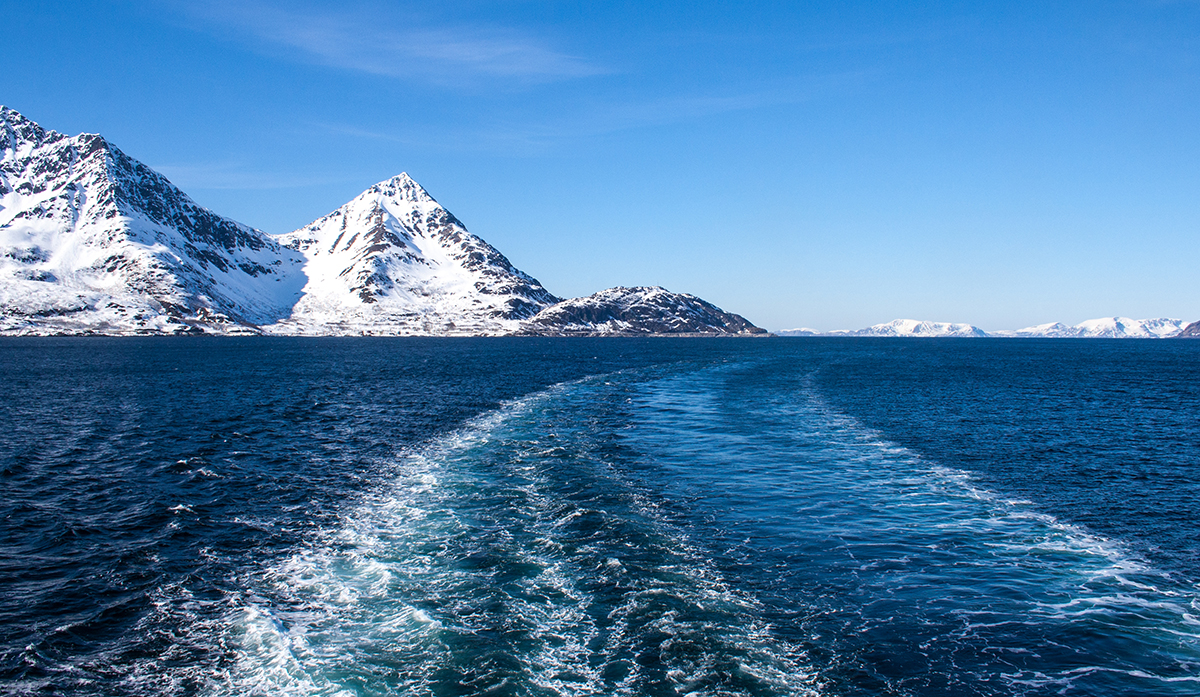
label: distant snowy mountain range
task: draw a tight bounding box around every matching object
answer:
[780,317,1200,338]
[994,317,1188,339]
[0,107,763,337]
[836,319,988,338]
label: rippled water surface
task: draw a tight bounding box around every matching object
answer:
[2,337,1198,696]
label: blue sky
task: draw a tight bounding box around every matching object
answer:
[3,0,1198,330]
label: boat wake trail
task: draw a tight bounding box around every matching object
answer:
[205,374,820,696]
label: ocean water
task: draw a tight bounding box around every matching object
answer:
[1,337,1198,696]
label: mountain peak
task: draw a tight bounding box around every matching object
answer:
[1,105,64,153]
[270,172,559,334]
[362,172,437,206]
[0,105,39,128]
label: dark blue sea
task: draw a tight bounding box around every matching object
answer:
[2,337,1199,696]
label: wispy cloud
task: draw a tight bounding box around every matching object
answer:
[170,0,602,86]
[314,70,873,154]
[153,161,341,190]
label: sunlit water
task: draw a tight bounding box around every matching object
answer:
[2,338,1198,696]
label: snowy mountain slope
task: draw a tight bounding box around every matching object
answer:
[1178,321,1200,338]
[522,286,766,336]
[1002,317,1185,338]
[0,106,305,335]
[835,319,989,337]
[776,327,820,336]
[265,174,559,335]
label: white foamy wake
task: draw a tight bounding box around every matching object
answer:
[197,377,820,697]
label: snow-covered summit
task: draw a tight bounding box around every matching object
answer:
[265,173,559,335]
[1,106,304,334]
[523,286,766,336]
[837,319,988,337]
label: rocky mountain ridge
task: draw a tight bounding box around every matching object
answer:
[525,286,766,336]
[0,107,761,337]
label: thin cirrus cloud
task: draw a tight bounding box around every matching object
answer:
[152,162,343,191]
[176,0,604,85]
[314,70,874,153]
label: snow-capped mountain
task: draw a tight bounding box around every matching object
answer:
[0,108,764,337]
[776,327,820,337]
[0,106,306,335]
[835,319,988,337]
[523,286,765,336]
[1003,317,1185,338]
[1178,321,1200,338]
[266,174,559,335]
